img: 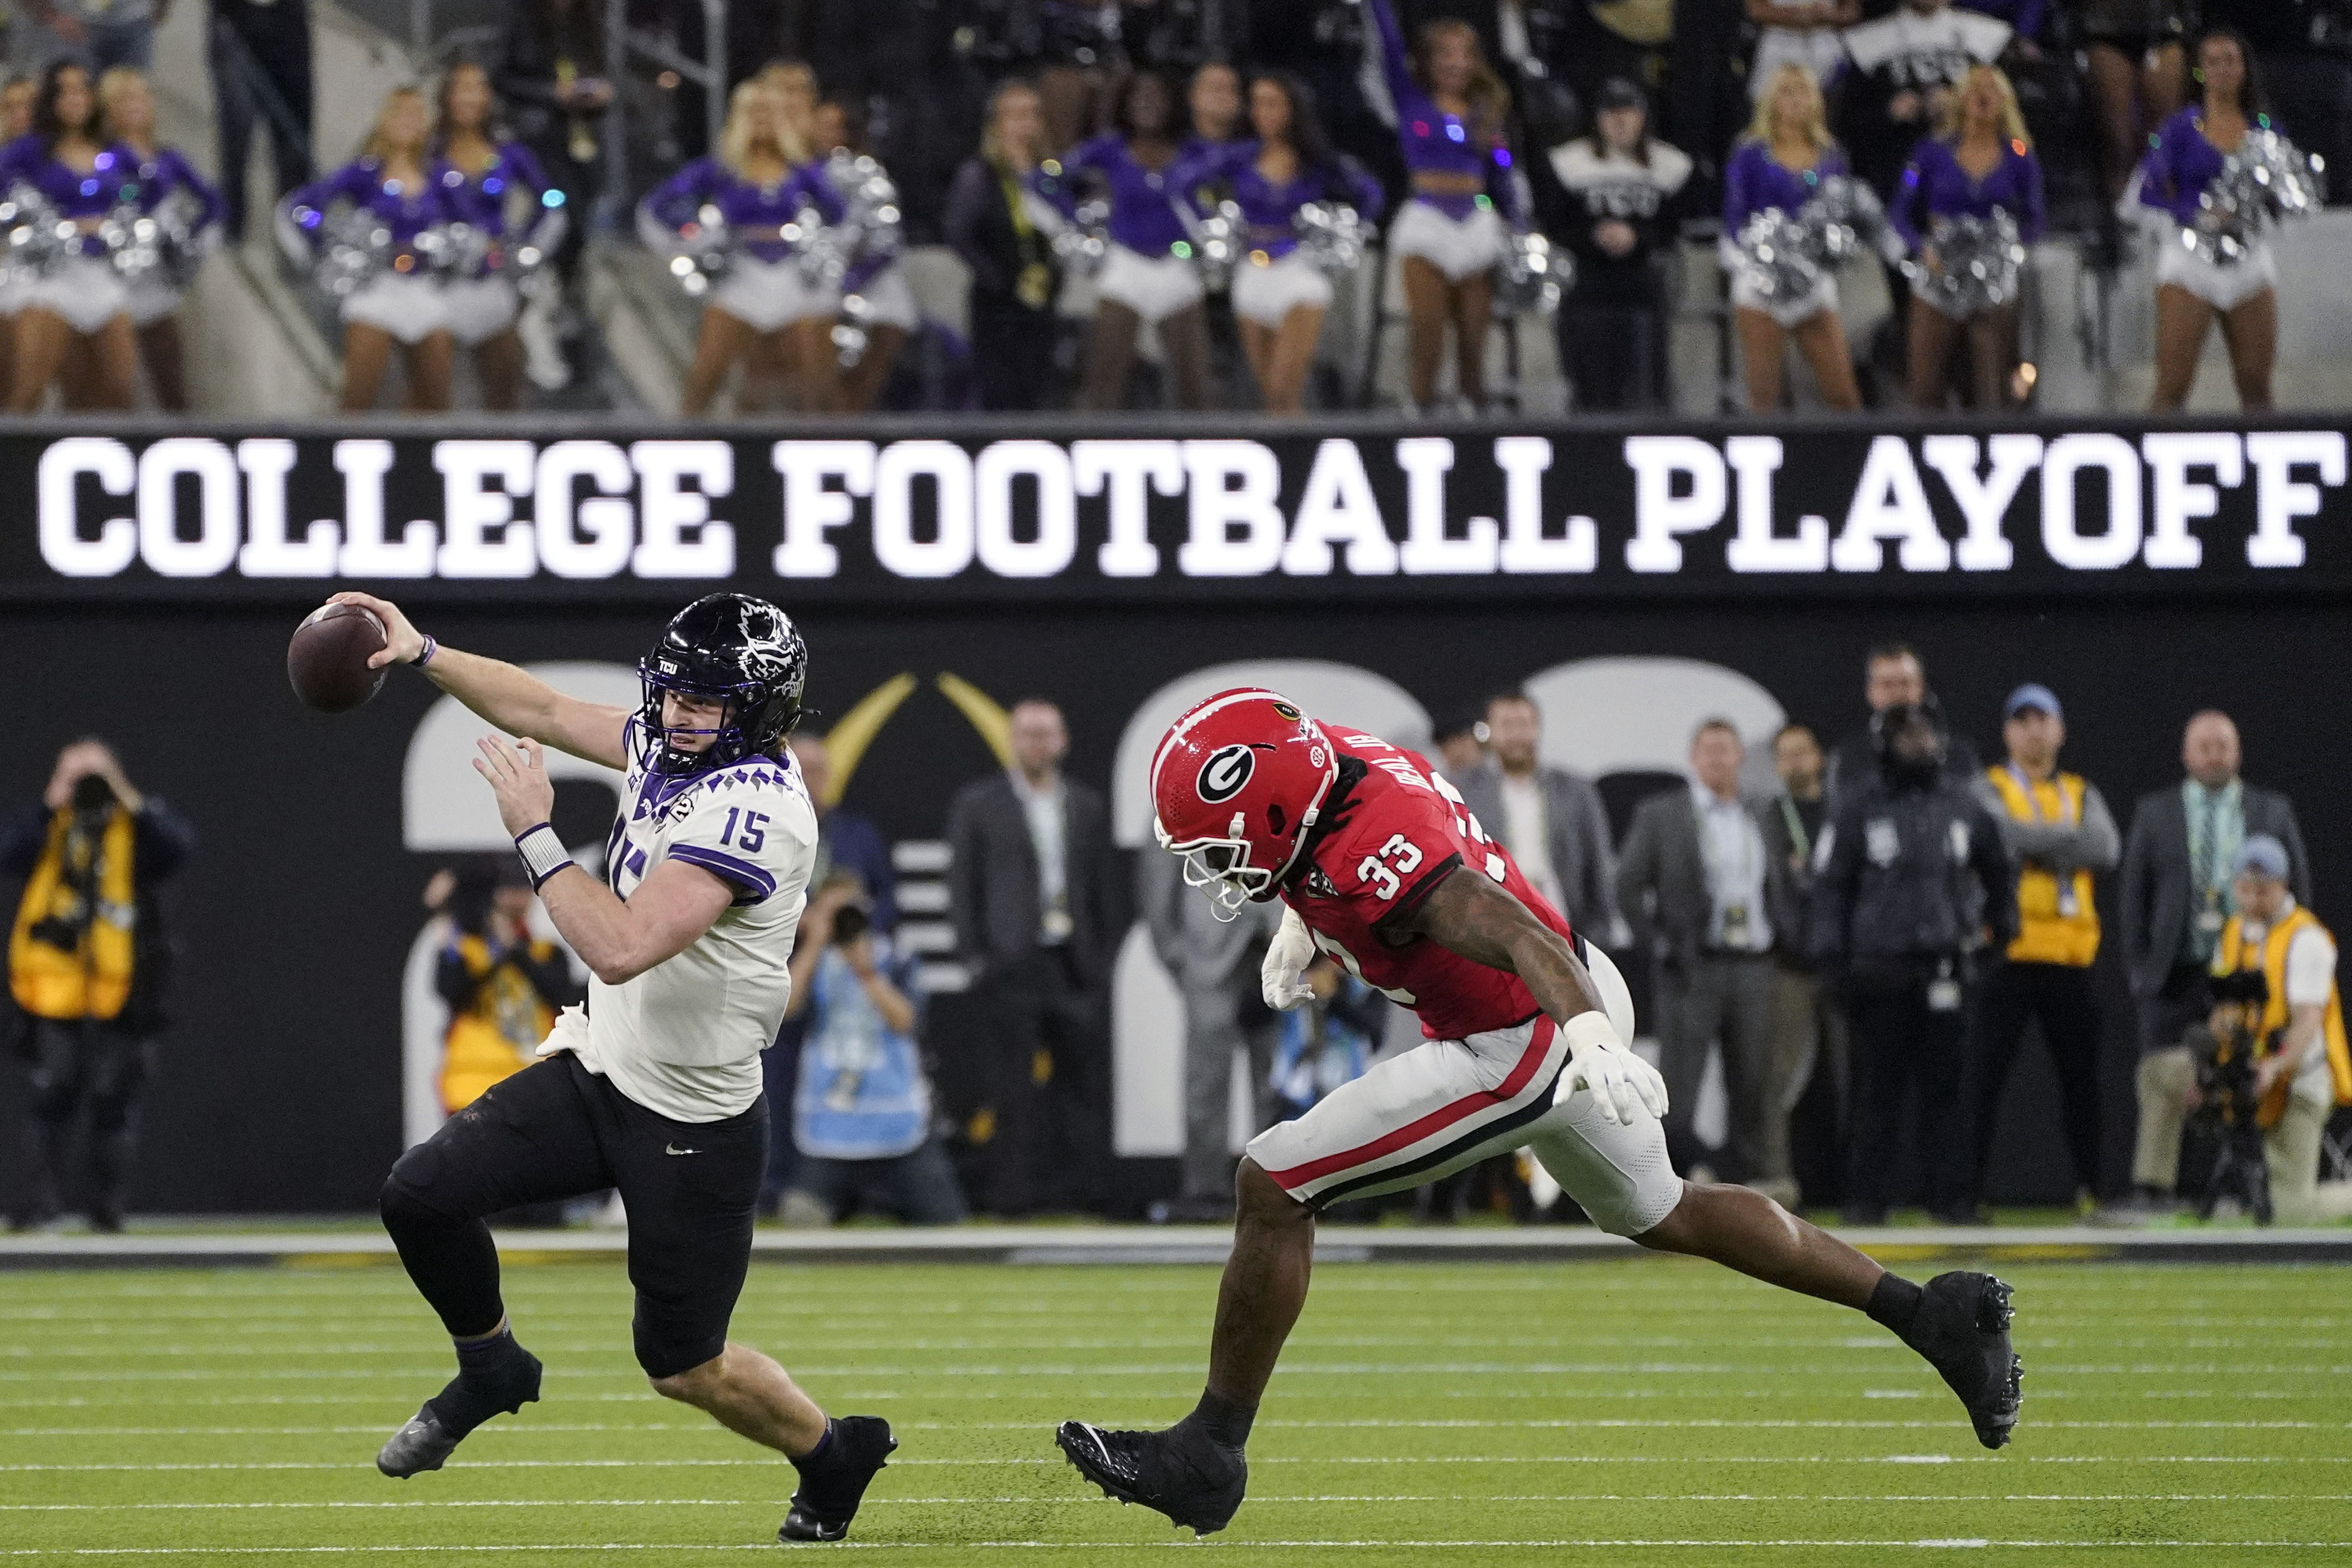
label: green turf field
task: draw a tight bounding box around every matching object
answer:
[3,1258,2348,1566]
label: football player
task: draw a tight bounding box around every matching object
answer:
[325,590,895,1544]
[1057,690,2022,1534]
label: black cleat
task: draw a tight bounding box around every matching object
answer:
[778,1416,896,1542]
[1900,1271,2023,1450]
[376,1349,543,1478]
[1055,1419,1246,1536]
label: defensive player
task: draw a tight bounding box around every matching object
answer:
[1058,689,2022,1533]
[326,589,895,1544]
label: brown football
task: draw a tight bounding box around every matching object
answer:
[288,603,390,714]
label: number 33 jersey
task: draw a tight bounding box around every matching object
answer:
[569,718,820,1123]
[1282,732,1577,1042]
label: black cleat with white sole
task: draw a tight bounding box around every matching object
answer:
[1901,1271,2023,1449]
[376,1350,543,1479]
[1055,1419,1246,1536]
[778,1416,897,1542]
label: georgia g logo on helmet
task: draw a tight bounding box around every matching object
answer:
[1196,743,1261,804]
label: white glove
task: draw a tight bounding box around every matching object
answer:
[1553,1010,1669,1126]
[1261,905,1317,1011]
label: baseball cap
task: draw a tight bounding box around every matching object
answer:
[2232,835,2290,883]
[2003,683,2062,720]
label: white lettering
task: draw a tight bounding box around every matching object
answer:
[2040,432,2143,570]
[1074,439,1180,578]
[1921,434,2039,571]
[1493,438,1593,574]
[334,439,435,577]
[136,437,240,579]
[975,440,1076,579]
[2244,431,2345,568]
[1723,435,1827,573]
[536,440,636,580]
[235,439,335,577]
[1282,439,1398,576]
[1832,435,1950,572]
[1623,435,1725,573]
[434,440,538,578]
[2140,432,2241,569]
[872,439,975,579]
[1395,438,1494,574]
[37,437,136,578]
[1178,440,1285,577]
[629,440,735,577]
[772,440,876,578]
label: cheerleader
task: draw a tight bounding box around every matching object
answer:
[1,62,136,412]
[1188,61,1243,149]
[815,96,920,414]
[1722,64,1862,412]
[1172,72,1383,415]
[640,78,845,416]
[2140,29,2281,411]
[433,60,565,411]
[281,86,458,413]
[1891,64,2043,409]
[0,75,37,408]
[96,68,224,414]
[1062,69,1212,411]
[1364,0,1520,410]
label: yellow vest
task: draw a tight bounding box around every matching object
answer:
[2217,904,2352,1115]
[8,806,137,1021]
[1985,766,2100,968]
[439,934,558,1113]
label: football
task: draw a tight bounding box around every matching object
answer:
[287,602,390,714]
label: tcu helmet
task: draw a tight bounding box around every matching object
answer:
[1151,688,1340,917]
[640,593,810,775]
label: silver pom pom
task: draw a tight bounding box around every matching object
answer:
[2187,127,2325,265]
[1902,210,2026,318]
[1733,207,1825,304]
[0,183,69,285]
[1292,200,1372,277]
[1491,228,1569,315]
[1052,196,1112,276]
[1186,199,1244,292]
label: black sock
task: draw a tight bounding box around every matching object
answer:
[454,1325,524,1382]
[1181,1389,1257,1450]
[1866,1273,1925,1337]
[791,1420,839,1477]
[423,1327,536,1439]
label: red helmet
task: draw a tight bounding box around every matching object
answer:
[1150,688,1340,917]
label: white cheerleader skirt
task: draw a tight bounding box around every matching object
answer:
[126,281,183,329]
[1230,250,1333,327]
[1097,242,1205,323]
[442,274,522,346]
[1731,269,1840,328]
[1389,199,1507,283]
[342,272,449,344]
[2156,235,2277,312]
[712,255,840,333]
[847,262,921,332]
[28,254,130,334]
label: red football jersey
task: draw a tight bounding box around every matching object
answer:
[1280,732,1576,1041]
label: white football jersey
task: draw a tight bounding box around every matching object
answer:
[558,719,819,1123]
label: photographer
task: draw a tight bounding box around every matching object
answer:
[430,859,583,1116]
[5,740,193,1232]
[777,872,967,1227]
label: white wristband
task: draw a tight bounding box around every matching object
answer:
[1560,1010,1624,1054]
[514,823,573,891]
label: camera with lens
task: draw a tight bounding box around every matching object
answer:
[2191,969,2275,1223]
[830,902,872,948]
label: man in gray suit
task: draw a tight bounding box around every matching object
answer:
[1451,692,1620,938]
[2112,709,2312,1218]
[1139,848,1283,1221]
[1616,719,1792,1195]
[944,700,1122,1216]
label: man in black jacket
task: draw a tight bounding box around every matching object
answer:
[944,699,1122,1215]
[1811,703,2016,1224]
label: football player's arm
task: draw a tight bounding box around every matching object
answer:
[326,592,629,770]
[539,857,733,986]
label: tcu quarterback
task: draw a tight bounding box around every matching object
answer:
[325,590,895,1543]
[1059,690,2023,1534]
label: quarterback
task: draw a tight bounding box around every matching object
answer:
[327,590,894,1544]
[1059,690,2022,1533]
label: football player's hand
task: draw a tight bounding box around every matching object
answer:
[1262,905,1317,1011]
[473,735,557,836]
[1554,1010,1668,1126]
[328,591,427,668]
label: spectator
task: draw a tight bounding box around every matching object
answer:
[492,0,610,288]
[5,740,193,1233]
[1810,702,2015,1224]
[97,67,224,414]
[1267,957,1389,1121]
[943,699,1120,1215]
[208,0,313,242]
[431,860,581,1115]
[2113,710,2311,1220]
[1967,684,2118,1213]
[945,78,1066,413]
[1548,77,1691,411]
[1762,721,1844,1205]
[1824,643,1982,805]
[20,0,160,76]
[1617,719,1789,1191]
[1453,691,1619,936]
[1432,709,1488,780]
[777,873,968,1227]
[433,60,566,414]
[2078,0,2190,212]
[1139,835,1284,1223]
[1189,60,1244,145]
[1722,65,1864,413]
[2200,837,2350,1225]
[3,61,138,411]
[1745,0,1856,107]
[1836,0,2011,200]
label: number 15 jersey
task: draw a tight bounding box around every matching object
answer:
[1281,733,1577,1042]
